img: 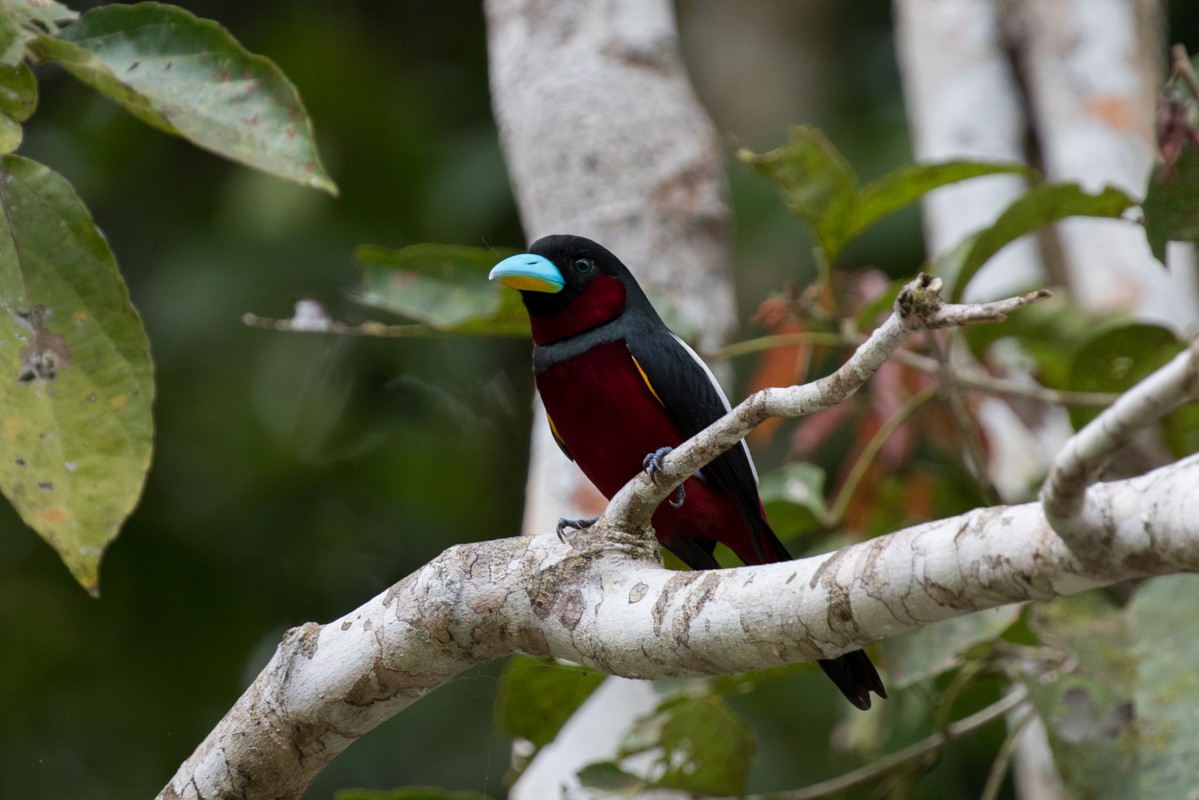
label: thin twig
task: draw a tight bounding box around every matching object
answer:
[978,699,1035,800]
[754,687,1030,800]
[1171,44,1199,104]
[892,348,1116,407]
[928,334,998,505]
[706,326,1116,408]
[706,331,846,361]
[243,311,438,338]
[827,384,939,527]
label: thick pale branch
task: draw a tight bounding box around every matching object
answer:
[160,454,1199,800]
[1041,337,1199,567]
[604,277,1048,531]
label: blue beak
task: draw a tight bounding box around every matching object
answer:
[489,253,565,294]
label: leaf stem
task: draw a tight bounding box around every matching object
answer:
[826,383,939,527]
[757,687,1030,800]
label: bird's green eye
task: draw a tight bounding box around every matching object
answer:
[572,257,595,274]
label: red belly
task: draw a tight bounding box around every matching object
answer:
[536,340,752,557]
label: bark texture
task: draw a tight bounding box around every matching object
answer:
[157,451,1199,799]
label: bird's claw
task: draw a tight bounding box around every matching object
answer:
[643,446,686,509]
[556,516,599,543]
[642,446,674,485]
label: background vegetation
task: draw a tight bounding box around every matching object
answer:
[2,2,1198,799]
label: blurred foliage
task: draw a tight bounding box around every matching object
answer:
[4,2,1199,800]
[495,656,605,754]
[336,789,489,800]
[575,689,757,797]
[2,1,525,798]
[355,243,527,335]
[3,0,340,590]
[1142,50,1199,262]
[738,124,1028,269]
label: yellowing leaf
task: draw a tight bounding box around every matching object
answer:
[0,155,154,593]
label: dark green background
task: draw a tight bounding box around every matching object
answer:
[2,3,1195,798]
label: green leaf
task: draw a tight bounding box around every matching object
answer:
[1020,594,1137,800]
[1129,576,1199,797]
[576,761,643,791]
[7,0,77,30]
[0,60,36,122]
[355,243,529,335]
[0,8,22,68]
[334,789,489,800]
[0,113,20,154]
[30,2,336,194]
[0,155,154,594]
[759,462,830,538]
[886,604,1022,689]
[622,696,755,797]
[1142,145,1199,263]
[1066,323,1182,430]
[740,125,859,262]
[849,160,1031,241]
[495,656,605,749]
[934,182,1137,301]
[0,61,36,154]
[962,291,1101,389]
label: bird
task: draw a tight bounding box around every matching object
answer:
[489,233,886,710]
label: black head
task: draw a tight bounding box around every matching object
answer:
[490,234,650,342]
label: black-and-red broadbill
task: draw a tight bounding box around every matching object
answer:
[490,234,885,710]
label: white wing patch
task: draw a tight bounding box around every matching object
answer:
[670,332,759,484]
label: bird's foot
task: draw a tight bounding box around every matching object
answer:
[642,446,673,484]
[642,446,686,508]
[556,515,599,543]
[667,483,686,508]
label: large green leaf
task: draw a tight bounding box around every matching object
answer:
[618,695,755,797]
[1020,594,1137,799]
[1129,576,1199,797]
[935,183,1137,301]
[743,127,1033,265]
[355,243,529,335]
[739,124,859,262]
[885,604,1022,689]
[0,155,154,594]
[849,160,1031,241]
[1066,323,1183,430]
[495,656,605,750]
[30,2,336,194]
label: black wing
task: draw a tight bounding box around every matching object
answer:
[625,320,784,564]
[628,321,888,709]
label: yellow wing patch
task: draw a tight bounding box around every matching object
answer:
[546,412,570,454]
[630,354,665,407]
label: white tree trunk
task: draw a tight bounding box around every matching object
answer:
[486,2,737,795]
[895,2,1190,796]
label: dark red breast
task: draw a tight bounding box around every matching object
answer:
[536,338,768,564]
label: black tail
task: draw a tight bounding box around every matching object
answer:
[818,650,887,710]
[750,518,887,710]
[669,517,888,711]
